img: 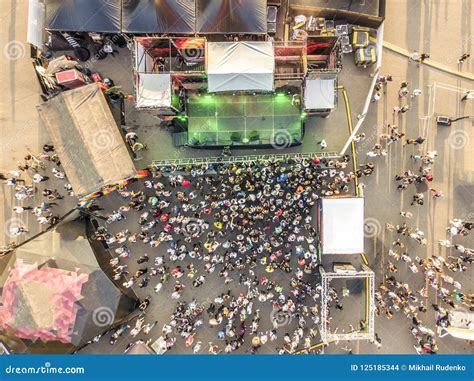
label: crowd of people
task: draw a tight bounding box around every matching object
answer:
[1,145,74,242]
[91,155,379,353]
[369,75,473,354]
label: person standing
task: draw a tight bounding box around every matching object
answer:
[42,144,55,153]
[399,81,409,98]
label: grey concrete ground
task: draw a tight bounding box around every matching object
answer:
[0,0,473,355]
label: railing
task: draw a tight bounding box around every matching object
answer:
[151,151,340,167]
[319,264,375,343]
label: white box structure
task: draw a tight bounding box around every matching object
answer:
[319,197,365,255]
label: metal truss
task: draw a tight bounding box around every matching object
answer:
[319,264,375,343]
[151,151,340,168]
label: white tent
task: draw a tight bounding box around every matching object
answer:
[304,77,336,110]
[134,40,154,73]
[320,197,364,255]
[27,0,45,48]
[207,41,274,92]
[136,73,172,109]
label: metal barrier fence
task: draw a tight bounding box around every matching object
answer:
[150,151,340,168]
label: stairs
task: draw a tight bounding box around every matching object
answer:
[172,132,189,147]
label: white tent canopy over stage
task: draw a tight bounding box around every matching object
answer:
[136,73,172,109]
[207,41,274,92]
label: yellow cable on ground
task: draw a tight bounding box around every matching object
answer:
[365,277,370,327]
[339,85,370,330]
[339,86,369,276]
[293,340,332,354]
[360,253,369,265]
[293,88,370,352]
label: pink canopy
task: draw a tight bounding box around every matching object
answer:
[0,259,89,344]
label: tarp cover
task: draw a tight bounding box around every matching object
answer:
[136,73,172,109]
[207,41,274,92]
[321,197,364,255]
[45,0,121,32]
[197,0,267,34]
[37,83,137,197]
[0,219,135,347]
[304,78,336,110]
[122,0,195,33]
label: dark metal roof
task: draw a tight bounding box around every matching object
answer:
[46,0,122,32]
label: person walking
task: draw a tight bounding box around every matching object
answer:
[461,90,473,102]
[13,206,33,214]
[411,193,424,206]
[419,53,430,62]
[409,51,422,63]
[458,53,470,64]
[409,51,429,66]
[32,173,49,183]
[430,189,444,199]
[414,136,426,145]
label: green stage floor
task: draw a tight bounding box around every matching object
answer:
[186,94,303,147]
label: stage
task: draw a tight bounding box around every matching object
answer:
[186,93,303,147]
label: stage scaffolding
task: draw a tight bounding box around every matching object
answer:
[151,151,340,168]
[319,264,375,343]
